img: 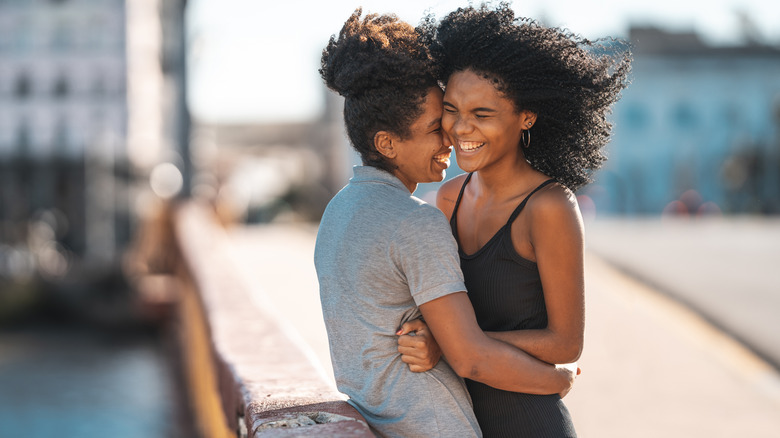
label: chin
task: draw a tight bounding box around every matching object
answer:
[455,163,478,173]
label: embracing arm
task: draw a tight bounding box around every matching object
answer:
[487,188,585,364]
[419,291,573,395]
[397,187,573,391]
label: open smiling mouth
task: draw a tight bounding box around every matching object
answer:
[459,141,484,152]
[433,147,452,165]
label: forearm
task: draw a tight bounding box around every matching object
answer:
[486,328,582,364]
[419,293,573,395]
[449,335,571,395]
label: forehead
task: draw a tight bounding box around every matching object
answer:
[444,70,509,106]
[411,87,443,127]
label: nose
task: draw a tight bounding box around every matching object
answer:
[450,114,474,137]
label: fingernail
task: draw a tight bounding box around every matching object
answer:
[396,329,403,335]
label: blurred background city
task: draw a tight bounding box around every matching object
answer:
[0,0,778,437]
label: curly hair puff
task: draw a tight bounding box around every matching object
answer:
[421,2,632,190]
[320,9,440,173]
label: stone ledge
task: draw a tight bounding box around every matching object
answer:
[172,201,372,437]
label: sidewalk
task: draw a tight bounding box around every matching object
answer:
[584,216,780,369]
[227,221,780,438]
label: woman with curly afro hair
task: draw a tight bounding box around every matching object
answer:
[315,8,576,438]
[401,3,631,437]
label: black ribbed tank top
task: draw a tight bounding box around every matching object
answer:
[451,173,576,438]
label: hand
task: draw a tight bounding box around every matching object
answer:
[397,319,442,373]
[556,362,581,398]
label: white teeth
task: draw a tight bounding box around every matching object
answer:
[433,146,453,165]
[433,153,450,164]
[459,141,484,152]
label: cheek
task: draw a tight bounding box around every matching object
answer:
[442,115,455,132]
[505,128,523,146]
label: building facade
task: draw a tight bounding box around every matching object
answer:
[583,27,780,215]
[0,0,189,285]
[0,0,128,269]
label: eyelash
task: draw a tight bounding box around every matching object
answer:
[443,109,488,119]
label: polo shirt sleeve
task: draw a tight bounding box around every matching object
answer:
[390,205,467,306]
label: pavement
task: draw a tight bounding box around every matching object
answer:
[226,218,780,438]
[584,216,780,370]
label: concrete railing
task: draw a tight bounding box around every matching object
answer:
[159,201,372,437]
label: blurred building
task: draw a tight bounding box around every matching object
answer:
[0,0,188,284]
[191,89,354,223]
[584,26,780,216]
[0,0,127,280]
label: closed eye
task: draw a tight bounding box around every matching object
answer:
[473,107,497,118]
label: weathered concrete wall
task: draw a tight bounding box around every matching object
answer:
[169,201,372,437]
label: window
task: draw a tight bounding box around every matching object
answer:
[621,102,650,130]
[672,102,698,129]
[720,103,741,128]
[51,22,74,51]
[14,73,31,98]
[53,75,69,98]
[54,117,69,154]
[14,18,31,51]
[16,120,30,156]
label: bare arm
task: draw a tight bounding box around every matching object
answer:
[419,291,573,395]
[488,188,585,364]
[435,175,466,220]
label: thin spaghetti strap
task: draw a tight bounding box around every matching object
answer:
[450,173,473,240]
[506,179,556,225]
[452,172,473,219]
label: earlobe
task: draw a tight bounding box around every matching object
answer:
[374,131,396,159]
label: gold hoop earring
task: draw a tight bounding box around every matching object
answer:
[521,128,531,148]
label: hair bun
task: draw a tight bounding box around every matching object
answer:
[320,9,435,98]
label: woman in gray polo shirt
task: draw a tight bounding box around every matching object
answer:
[314,9,575,438]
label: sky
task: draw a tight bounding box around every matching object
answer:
[186,0,780,124]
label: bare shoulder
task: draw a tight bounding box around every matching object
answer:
[528,182,582,225]
[436,174,469,220]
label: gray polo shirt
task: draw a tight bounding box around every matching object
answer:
[314,166,481,438]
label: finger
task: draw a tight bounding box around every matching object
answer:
[398,345,425,358]
[397,334,426,348]
[408,364,426,373]
[396,319,426,335]
[400,353,426,365]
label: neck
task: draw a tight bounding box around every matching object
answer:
[473,151,534,199]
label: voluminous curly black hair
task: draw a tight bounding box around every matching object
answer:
[421,2,631,190]
[320,9,439,172]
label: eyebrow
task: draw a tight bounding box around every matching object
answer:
[443,101,497,113]
[426,117,442,128]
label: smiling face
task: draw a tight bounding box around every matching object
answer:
[442,69,536,173]
[385,87,452,193]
